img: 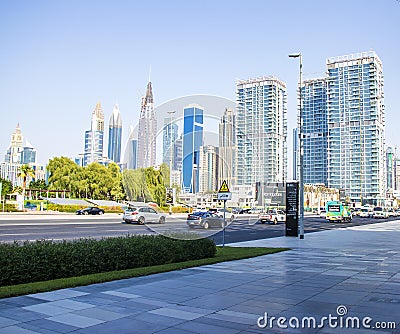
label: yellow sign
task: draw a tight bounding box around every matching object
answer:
[218,180,230,193]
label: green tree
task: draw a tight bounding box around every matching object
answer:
[29,179,48,190]
[0,177,13,197]
[17,164,35,200]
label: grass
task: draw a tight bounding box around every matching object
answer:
[0,246,288,299]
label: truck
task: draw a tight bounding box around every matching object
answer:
[325,201,352,223]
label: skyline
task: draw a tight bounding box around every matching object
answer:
[1,1,399,175]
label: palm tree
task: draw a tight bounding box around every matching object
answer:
[17,164,35,206]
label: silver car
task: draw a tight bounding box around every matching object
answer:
[123,206,166,224]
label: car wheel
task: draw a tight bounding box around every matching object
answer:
[230,215,234,222]
[203,221,209,229]
[159,216,165,224]
[124,220,130,224]
[99,211,104,215]
[138,217,145,225]
[274,218,278,225]
[84,211,89,215]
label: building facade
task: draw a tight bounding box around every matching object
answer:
[218,107,236,188]
[108,104,122,163]
[386,147,394,191]
[137,82,157,168]
[4,124,24,164]
[236,76,287,186]
[326,51,385,203]
[199,145,218,193]
[162,118,179,170]
[301,78,328,185]
[182,104,204,193]
[83,102,104,166]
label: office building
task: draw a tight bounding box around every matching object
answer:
[108,104,122,163]
[236,76,287,186]
[218,108,236,188]
[83,102,104,166]
[125,126,138,170]
[162,118,179,170]
[326,51,385,203]
[293,128,299,180]
[20,140,37,164]
[301,77,328,185]
[182,104,204,193]
[137,82,157,168]
[199,145,218,193]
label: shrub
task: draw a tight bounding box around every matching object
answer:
[0,235,216,286]
[46,204,124,214]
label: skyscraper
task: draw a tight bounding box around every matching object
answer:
[236,76,287,185]
[199,145,218,193]
[4,123,23,163]
[108,104,122,163]
[162,118,179,169]
[182,104,204,193]
[125,126,138,170]
[326,51,385,203]
[83,102,104,166]
[137,82,157,168]
[218,108,236,187]
[301,77,328,185]
[20,140,37,164]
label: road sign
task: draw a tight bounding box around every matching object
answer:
[218,180,230,193]
[217,192,232,200]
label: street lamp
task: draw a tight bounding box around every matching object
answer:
[289,52,304,239]
[167,110,176,215]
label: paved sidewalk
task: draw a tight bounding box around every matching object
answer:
[0,221,399,333]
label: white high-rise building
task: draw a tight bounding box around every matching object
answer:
[83,102,104,166]
[4,124,24,164]
[137,82,157,168]
[326,51,385,203]
[236,76,287,185]
[218,108,236,188]
[199,145,218,193]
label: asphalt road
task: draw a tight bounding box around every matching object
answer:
[0,213,398,244]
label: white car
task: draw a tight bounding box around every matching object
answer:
[359,208,372,218]
[208,208,235,221]
[123,206,166,224]
[258,209,286,224]
[319,209,327,219]
[373,207,388,219]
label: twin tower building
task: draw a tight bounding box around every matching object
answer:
[81,51,386,204]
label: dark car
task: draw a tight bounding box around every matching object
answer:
[76,207,105,215]
[186,211,225,229]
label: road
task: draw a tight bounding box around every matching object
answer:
[0,213,398,244]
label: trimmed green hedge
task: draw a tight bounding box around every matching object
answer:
[0,235,216,286]
[46,203,123,213]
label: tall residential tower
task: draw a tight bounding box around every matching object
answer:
[83,102,104,166]
[236,76,287,185]
[326,51,385,203]
[137,82,157,168]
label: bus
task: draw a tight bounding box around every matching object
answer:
[326,201,352,223]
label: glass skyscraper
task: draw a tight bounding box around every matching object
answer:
[236,76,287,185]
[108,104,122,163]
[326,51,385,203]
[218,108,236,188]
[162,118,180,170]
[301,78,328,185]
[182,104,203,193]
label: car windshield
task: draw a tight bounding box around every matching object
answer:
[125,207,137,212]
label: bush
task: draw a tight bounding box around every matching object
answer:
[0,235,216,286]
[46,204,124,214]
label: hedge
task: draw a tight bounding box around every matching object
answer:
[0,235,216,286]
[46,203,124,213]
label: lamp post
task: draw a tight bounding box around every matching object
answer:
[289,52,304,239]
[167,110,176,215]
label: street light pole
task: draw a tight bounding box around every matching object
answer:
[289,53,304,239]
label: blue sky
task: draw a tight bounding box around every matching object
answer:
[1,0,399,173]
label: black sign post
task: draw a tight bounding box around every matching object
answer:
[286,182,299,237]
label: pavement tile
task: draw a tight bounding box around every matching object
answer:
[19,318,80,333]
[149,307,204,320]
[0,316,20,328]
[100,291,141,299]
[174,320,242,334]
[0,326,41,334]
[22,303,72,317]
[46,299,95,311]
[46,313,104,328]
[72,308,128,321]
